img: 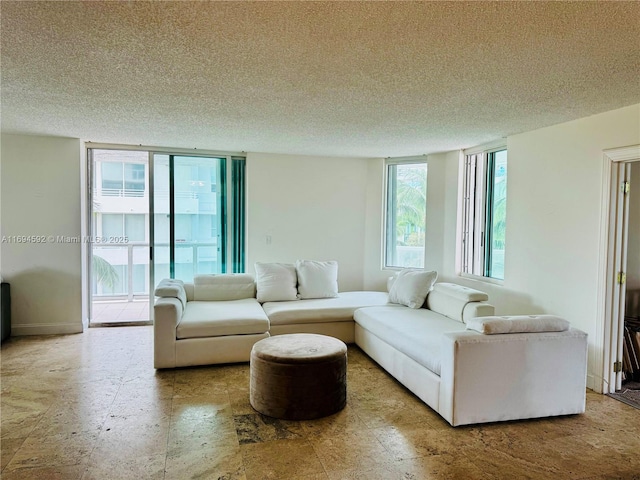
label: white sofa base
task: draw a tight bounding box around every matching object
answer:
[355,324,441,412]
[439,329,588,426]
[356,322,588,427]
[174,333,270,368]
[271,321,356,343]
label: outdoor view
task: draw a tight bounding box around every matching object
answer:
[488,150,507,280]
[152,154,224,285]
[386,162,427,268]
[91,150,224,324]
[91,149,150,323]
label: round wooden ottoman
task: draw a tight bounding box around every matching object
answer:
[249,333,347,420]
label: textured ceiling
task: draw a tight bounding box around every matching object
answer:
[1,1,639,158]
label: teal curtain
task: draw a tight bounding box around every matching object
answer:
[231,157,246,273]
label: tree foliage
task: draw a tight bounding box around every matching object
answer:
[396,165,427,246]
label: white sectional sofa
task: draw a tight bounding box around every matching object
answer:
[153,272,390,368]
[354,282,588,426]
[153,266,588,426]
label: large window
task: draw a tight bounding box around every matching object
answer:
[101,161,145,196]
[461,147,507,280]
[385,161,428,268]
[101,214,146,242]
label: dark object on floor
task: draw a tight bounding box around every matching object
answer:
[250,333,347,420]
[1,282,10,343]
[607,388,640,410]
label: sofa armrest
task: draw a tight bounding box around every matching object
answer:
[154,297,184,369]
[461,302,495,322]
[438,328,588,426]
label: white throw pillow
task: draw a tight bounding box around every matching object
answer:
[388,269,438,309]
[254,263,298,302]
[466,315,570,334]
[295,260,339,299]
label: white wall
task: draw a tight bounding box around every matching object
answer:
[246,152,373,291]
[430,104,640,389]
[1,134,83,335]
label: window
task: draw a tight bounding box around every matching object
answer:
[101,213,146,242]
[385,161,428,268]
[101,161,145,196]
[461,147,507,280]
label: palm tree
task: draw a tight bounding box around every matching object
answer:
[491,176,507,250]
[396,166,427,246]
[92,254,119,290]
[91,199,119,291]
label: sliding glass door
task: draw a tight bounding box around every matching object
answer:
[89,149,151,325]
[87,146,245,327]
[152,154,224,284]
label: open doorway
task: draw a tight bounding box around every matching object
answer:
[89,148,151,325]
[598,145,640,395]
[621,162,640,389]
[86,146,247,327]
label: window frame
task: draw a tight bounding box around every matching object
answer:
[383,157,428,270]
[460,143,507,282]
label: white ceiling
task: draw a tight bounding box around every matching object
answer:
[2,1,639,158]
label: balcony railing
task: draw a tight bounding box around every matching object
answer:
[92,242,218,301]
[99,188,146,198]
[96,188,200,199]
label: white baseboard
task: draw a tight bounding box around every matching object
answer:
[587,373,605,394]
[10,322,83,336]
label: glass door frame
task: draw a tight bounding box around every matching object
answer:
[84,142,244,328]
[149,152,230,289]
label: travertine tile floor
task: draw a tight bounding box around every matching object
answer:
[1,326,639,480]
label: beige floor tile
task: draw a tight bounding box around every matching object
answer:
[300,404,368,440]
[234,413,306,445]
[164,442,245,480]
[173,369,229,398]
[29,403,110,437]
[228,385,255,415]
[348,386,442,428]
[395,453,494,479]
[310,430,393,472]
[5,431,99,471]
[0,464,86,480]
[91,415,170,458]
[241,438,326,480]
[0,437,26,470]
[1,408,47,440]
[326,463,401,480]
[168,415,238,451]
[2,326,640,480]
[81,452,166,480]
[374,422,496,460]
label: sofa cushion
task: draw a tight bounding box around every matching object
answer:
[255,263,298,302]
[263,291,389,326]
[295,260,339,299]
[354,305,466,376]
[466,315,570,335]
[193,274,256,301]
[177,299,269,339]
[426,283,489,323]
[154,278,187,309]
[388,269,438,309]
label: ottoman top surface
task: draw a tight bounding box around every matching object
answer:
[252,334,347,364]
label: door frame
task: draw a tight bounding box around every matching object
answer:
[595,144,640,393]
[84,142,243,327]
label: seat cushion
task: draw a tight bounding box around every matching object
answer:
[177,299,269,339]
[354,306,466,376]
[263,291,390,326]
[193,274,256,301]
